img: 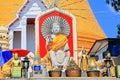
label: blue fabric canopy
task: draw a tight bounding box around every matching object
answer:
[0,47,4,66]
[0,47,12,66]
[2,50,12,63]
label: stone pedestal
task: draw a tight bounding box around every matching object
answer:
[30,77,117,80]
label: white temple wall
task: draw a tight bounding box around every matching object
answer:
[26,24,35,53]
[9,1,45,53]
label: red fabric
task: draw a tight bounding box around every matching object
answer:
[10,48,30,57]
[39,11,73,58]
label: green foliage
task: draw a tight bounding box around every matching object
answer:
[117,24,120,38]
[106,0,120,12]
[106,1,120,38]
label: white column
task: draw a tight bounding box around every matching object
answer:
[9,30,14,49]
[21,17,27,49]
[72,15,77,64]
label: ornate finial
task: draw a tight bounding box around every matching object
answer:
[48,0,58,8]
[54,0,57,7]
[81,45,86,54]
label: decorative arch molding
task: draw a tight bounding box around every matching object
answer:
[35,7,77,62]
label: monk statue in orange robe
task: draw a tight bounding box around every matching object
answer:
[43,21,70,70]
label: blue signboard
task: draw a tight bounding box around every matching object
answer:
[34,65,41,71]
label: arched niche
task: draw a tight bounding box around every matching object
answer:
[35,8,77,62]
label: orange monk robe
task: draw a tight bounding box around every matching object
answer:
[48,34,68,51]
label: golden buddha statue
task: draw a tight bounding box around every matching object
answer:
[12,53,22,67]
[106,53,116,66]
[11,53,22,77]
[80,48,88,72]
[104,52,116,77]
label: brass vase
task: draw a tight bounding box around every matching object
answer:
[88,57,97,70]
[87,56,100,77]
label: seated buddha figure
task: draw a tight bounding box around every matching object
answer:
[44,21,70,69]
[11,53,22,77]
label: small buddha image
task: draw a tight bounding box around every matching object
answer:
[106,52,116,67]
[104,52,116,77]
[12,53,22,67]
[11,52,22,77]
[80,48,88,72]
[78,46,84,68]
